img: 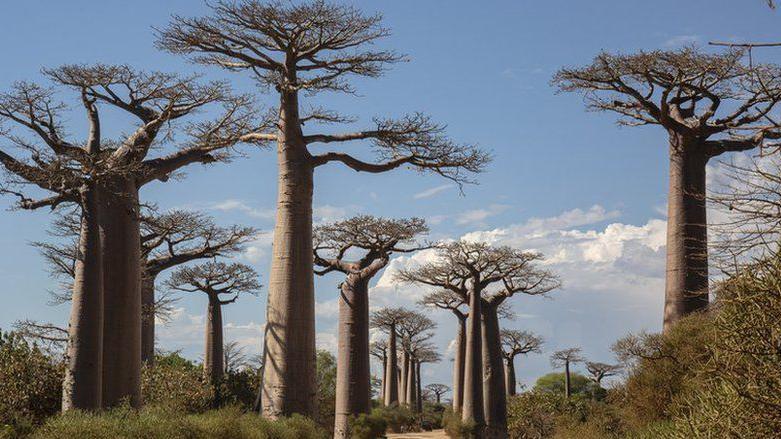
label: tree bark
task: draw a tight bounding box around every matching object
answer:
[565,361,571,399]
[384,324,399,406]
[405,356,416,411]
[416,360,422,413]
[504,358,516,398]
[261,88,317,418]
[462,290,485,434]
[453,314,466,414]
[400,350,409,406]
[99,177,142,408]
[481,305,508,438]
[663,135,709,331]
[62,184,103,411]
[379,351,386,403]
[205,294,224,397]
[140,272,156,365]
[333,276,371,439]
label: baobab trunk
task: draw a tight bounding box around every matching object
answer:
[100,177,142,408]
[405,356,416,411]
[205,294,224,395]
[261,88,317,418]
[565,361,571,398]
[400,351,409,406]
[62,184,103,411]
[452,315,466,413]
[416,360,422,413]
[333,276,371,439]
[481,306,508,439]
[379,351,386,403]
[663,136,709,332]
[504,358,516,397]
[384,324,399,406]
[140,273,156,365]
[462,290,485,434]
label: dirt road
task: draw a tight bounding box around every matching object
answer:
[385,430,447,438]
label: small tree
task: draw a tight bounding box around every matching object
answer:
[553,47,781,331]
[165,261,261,402]
[584,361,622,386]
[425,384,450,405]
[369,339,388,402]
[370,307,409,407]
[415,347,441,412]
[501,330,543,397]
[396,311,436,411]
[313,216,428,437]
[550,348,585,398]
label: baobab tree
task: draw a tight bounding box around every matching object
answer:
[415,347,441,413]
[396,311,436,410]
[550,348,585,399]
[313,216,428,438]
[500,330,544,397]
[0,65,256,409]
[157,1,490,417]
[425,384,450,405]
[371,307,410,407]
[553,48,781,331]
[369,339,388,402]
[585,361,622,387]
[165,261,261,401]
[419,290,467,412]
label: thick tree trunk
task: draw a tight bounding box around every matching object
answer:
[452,315,466,414]
[333,276,371,439]
[62,184,103,411]
[205,294,224,401]
[379,352,386,403]
[416,361,422,413]
[481,306,508,438]
[565,361,571,399]
[462,290,485,434]
[261,89,317,418]
[400,350,409,406]
[140,272,156,365]
[663,136,709,331]
[504,358,516,397]
[100,177,142,408]
[384,325,399,406]
[405,357,416,411]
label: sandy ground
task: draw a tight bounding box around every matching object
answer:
[385,430,447,438]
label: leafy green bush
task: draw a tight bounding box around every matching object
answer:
[372,404,416,433]
[141,352,213,412]
[419,402,445,430]
[0,331,63,435]
[533,372,603,399]
[442,407,476,438]
[316,350,337,432]
[349,412,387,439]
[30,405,328,439]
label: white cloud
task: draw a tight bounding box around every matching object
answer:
[315,299,340,318]
[212,199,275,220]
[244,231,274,264]
[413,184,454,200]
[456,204,511,226]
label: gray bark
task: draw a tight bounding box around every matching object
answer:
[205,294,224,390]
[453,314,466,414]
[504,358,516,398]
[565,361,571,399]
[462,289,485,434]
[383,325,399,406]
[140,273,156,365]
[481,305,508,438]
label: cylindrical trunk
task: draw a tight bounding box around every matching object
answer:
[205,294,224,403]
[416,361,422,413]
[379,352,386,403]
[140,272,156,365]
[62,184,103,411]
[462,290,485,433]
[565,361,571,399]
[400,350,409,406]
[261,89,317,418]
[663,136,709,331]
[99,177,142,408]
[384,326,399,406]
[333,276,371,439]
[481,305,508,438]
[504,358,516,397]
[452,315,466,414]
[405,357,416,411]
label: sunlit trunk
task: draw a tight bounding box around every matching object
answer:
[462,290,485,435]
[453,314,466,414]
[383,325,399,406]
[205,294,224,406]
[481,305,508,438]
[504,358,516,397]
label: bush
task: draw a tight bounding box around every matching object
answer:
[0,331,63,435]
[30,405,328,439]
[442,407,476,438]
[533,372,605,400]
[141,352,213,412]
[419,402,445,430]
[372,404,416,433]
[220,368,262,409]
[349,412,387,439]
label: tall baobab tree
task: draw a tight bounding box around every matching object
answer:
[369,339,388,402]
[166,261,261,400]
[394,311,436,410]
[415,347,441,413]
[419,290,467,413]
[313,216,428,438]
[425,383,450,405]
[550,348,585,399]
[553,48,781,331]
[157,1,490,417]
[584,361,622,387]
[371,307,409,407]
[0,66,255,409]
[500,330,544,397]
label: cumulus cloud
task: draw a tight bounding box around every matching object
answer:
[456,204,511,226]
[413,184,454,200]
[212,199,275,220]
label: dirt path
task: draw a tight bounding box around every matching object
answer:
[385,430,447,438]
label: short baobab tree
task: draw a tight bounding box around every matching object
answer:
[313,216,428,437]
[369,339,389,402]
[370,307,410,407]
[165,261,261,399]
[500,330,544,397]
[399,241,558,437]
[550,348,585,398]
[585,361,622,387]
[414,347,441,413]
[553,47,781,331]
[425,384,450,405]
[158,1,490,417]
[396,311,436,411]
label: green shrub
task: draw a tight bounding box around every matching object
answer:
[442,407,477,438]
[0,331,63,435]
[316,350,337,432]
[30,405,328,439]
[533,372,603,399]
[220,368,262,409]
[349,412,387,439]
[141,352,213,412]
[372,404,416,433]
[419,402,445,430]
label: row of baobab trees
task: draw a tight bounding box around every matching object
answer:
[1,0,781,439]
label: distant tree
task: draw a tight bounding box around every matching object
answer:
[369,339,388,402]
[370,307,409,407]
[533,372,598,397]
[550,348,585,398]
[425,384,450,405]
[501,330,544,397]
[316,350,338,431]
[584,361,622,386]
[554,48,781,331]
[415,347,441,412]
[396,311,436,412]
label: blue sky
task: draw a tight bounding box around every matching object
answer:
[0,1,778,393]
